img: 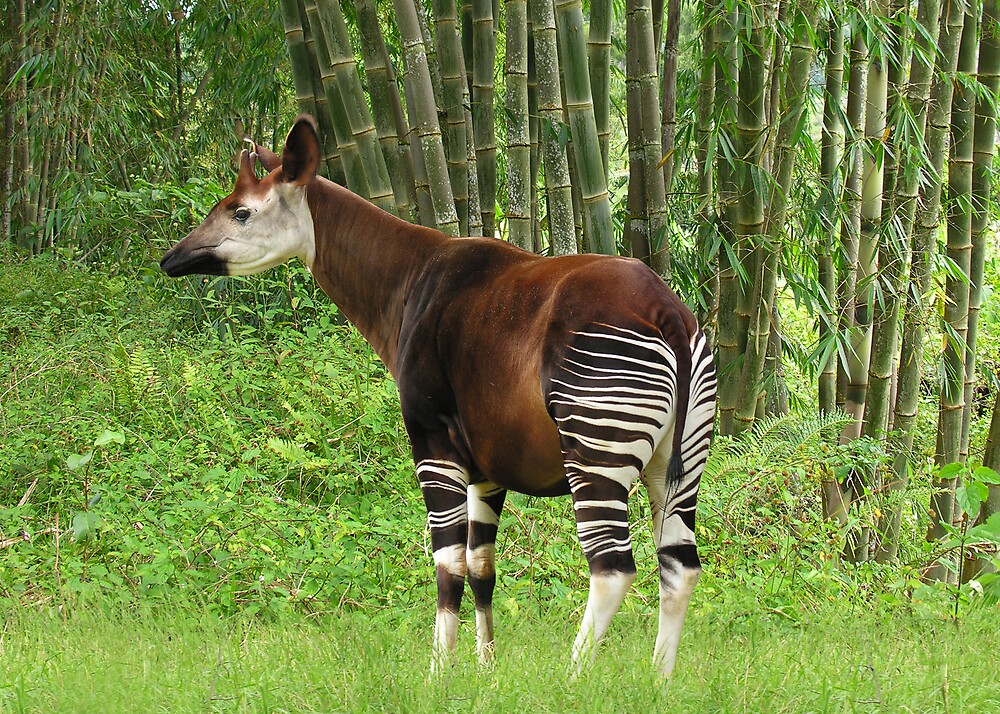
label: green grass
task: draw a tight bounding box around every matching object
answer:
[2,603,999,713]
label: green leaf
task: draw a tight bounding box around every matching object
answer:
[66,452,94,470]
[72,512,92,541]
[973,466,1000,484]
[938,462,966,480]
[955,485,983,522]
[94,430,126,447]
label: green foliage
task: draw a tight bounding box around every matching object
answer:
[0,243,991,627]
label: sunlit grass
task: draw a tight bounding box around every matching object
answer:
[2,602,998,713]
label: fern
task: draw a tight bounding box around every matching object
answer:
[705,410,852,483]
[267,436,332,471]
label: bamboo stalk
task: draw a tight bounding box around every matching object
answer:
[472,0,497,237]
[927,6,976,583]
[836,24,867,413]
[730,0,768,434]
[393,0,461,235]
[528,33,542,252]
[625,0,649,262]
[554,0,615,254]
[313,0,396,214]
[402,69,437,227]
[695,1,717,345]
[632,0,669,276]
[587,0,613,177]
[355,0,417,220]
[660,0,681,196]
[432,0,471,233]
[877,0,952,564]
[937,11,977,467]
[961,0,1000,461]
[863,0,941,442]
[715,1,740,435]
[841,17,887,445]
[304,0,370,196]
[530,0,575,254]
[300,0,345,184]
[819,10,844,416]
[506,0,532,248]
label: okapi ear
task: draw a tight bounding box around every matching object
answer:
[281,115,320,186]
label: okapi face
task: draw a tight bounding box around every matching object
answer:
[160,117,320,278]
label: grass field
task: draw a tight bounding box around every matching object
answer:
[2,602,998,713]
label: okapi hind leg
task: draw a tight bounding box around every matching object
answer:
[567,477,638,675]
[640,449,702,680]
[641,332,716,679]
[416,458,471,672]
[547,323,683,674]
[466,479,507,663]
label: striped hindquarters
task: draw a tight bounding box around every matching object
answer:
[547,323,682,567]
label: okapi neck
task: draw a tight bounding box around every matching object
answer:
[305,179,448,376]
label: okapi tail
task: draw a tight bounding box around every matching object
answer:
[662,321,694,489]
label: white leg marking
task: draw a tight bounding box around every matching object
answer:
[652,568,701,679]
[571,571,636,675]
[467,543,497,662]
[434,543,467,576]
[431,609,461,674]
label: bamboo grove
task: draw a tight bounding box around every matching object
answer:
[3,0,1000,579]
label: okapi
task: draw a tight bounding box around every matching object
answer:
[160,116,717,678]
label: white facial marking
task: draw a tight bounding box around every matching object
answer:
[215,183,315,275]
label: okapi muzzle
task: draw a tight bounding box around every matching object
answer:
[159,227,229,277]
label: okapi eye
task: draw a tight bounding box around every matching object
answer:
[234,207,252,222]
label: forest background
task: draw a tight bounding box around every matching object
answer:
[2,0,1000,709]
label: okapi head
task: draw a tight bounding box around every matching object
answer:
[159,116,320,278]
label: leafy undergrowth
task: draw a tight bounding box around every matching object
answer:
[1,246,997,629]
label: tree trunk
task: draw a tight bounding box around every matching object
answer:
[506,0,532,248]
[554,0,615,254]
[818,10,844,416]
[472,0,497,237]
[394,0,461,235]
[928,8,977,583]
[530,0,575,254]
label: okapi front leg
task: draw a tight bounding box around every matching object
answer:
[416,458,471,672]
[466,479,507,662]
